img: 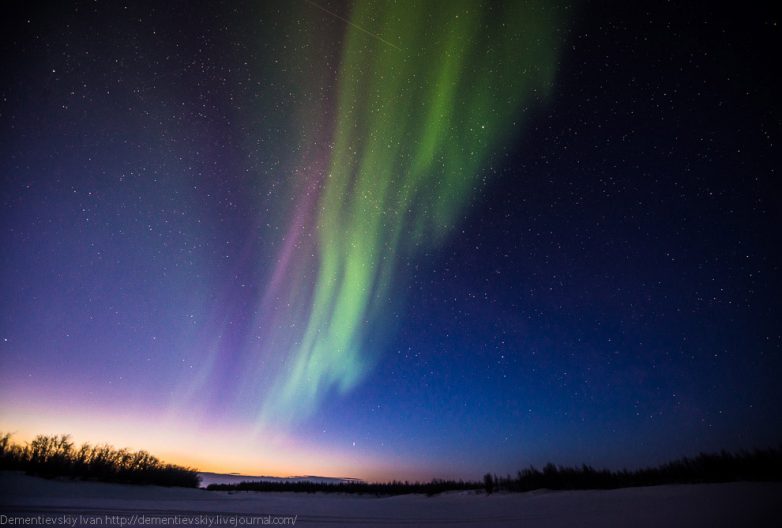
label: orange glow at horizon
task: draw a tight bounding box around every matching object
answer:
[0,395,422,482]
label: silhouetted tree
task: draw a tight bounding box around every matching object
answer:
[0,432,199,488]
[483,473,494,494]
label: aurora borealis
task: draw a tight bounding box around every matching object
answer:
[255,0,563,426]
[1,0,780,481]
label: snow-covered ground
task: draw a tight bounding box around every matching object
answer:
[1,471,778,527]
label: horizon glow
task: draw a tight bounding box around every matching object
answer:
[3,0,777,483]
[0,1,566,480]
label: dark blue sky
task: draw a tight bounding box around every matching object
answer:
[1,1,780,480]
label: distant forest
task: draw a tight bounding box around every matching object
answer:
[0,433,199,488]
[207,448,782,496]
[2,432,780,495]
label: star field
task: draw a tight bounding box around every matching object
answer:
[0,1,779,480]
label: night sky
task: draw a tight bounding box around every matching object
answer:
[1,1,780,481]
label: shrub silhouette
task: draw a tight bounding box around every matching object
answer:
[206,447,782,496]
[2,432,779,495]
[491,448,782,492]
[483,473,494,494]
[0,433,199,487]
[207,478,482,496]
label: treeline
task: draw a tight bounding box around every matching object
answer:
[483,448,782,493]
[0,433,199,488]
[207,478,482,496]
[208,448,782,496]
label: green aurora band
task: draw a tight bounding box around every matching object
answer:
[258,0,565,426]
